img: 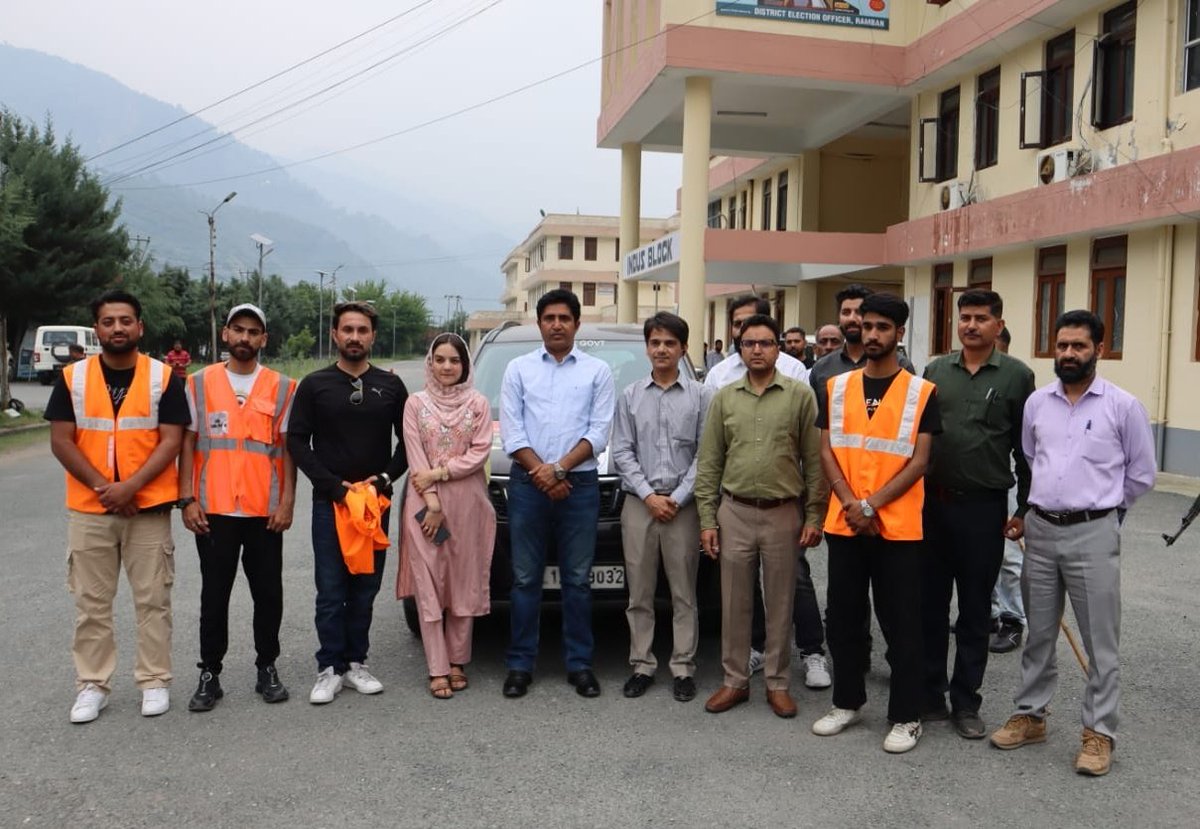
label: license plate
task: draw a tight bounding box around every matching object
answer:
[543,565,625,590]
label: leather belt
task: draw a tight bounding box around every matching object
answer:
[1032,506,1114,527]
[723,490,793,510]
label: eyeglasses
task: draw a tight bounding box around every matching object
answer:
[740,339,778,350]
[349,377,364,405]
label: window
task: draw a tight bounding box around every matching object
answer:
[1093,2,1137,130]
[932,264,955,355]
[524,256,530,273]
[975,68,1001,169]
[1021,31,1075,148]
[584,236,597,261]
[1035,246,1067,358]
[559,281,573,292]
[776,171,788,231]
[761,177,773,231]
[615,238,620,260]
[1090,235,1127,358]
[728,196,737,229]
[707,200,722,229]
[936,86,960,182]
[738,191,747,229]
[558,236,574,260]
[969,257,993,290]
[1187,0,1200,92]
[583,282,596,306]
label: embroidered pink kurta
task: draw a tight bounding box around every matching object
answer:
[397,391,495,620]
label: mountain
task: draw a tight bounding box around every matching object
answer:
[0,43,505,310]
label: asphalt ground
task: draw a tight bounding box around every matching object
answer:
[1,361,1197,827]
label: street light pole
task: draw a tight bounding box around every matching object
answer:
[202,191,237,362]
[316,270,328,362]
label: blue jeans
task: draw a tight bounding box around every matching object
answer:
[506,466,600,673]
[311,499,387,673]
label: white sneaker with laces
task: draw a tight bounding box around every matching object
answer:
[812,707,862,736]
[883,721,923,754]
[344,662,383,695]
[70,683,108,724]
[309,667,343,704]
[747,649,766,675]
[141,687,170,717]
[803,653,832,689]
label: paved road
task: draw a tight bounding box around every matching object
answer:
[1,375,1197,827]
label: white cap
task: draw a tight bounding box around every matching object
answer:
[226,303,267,329]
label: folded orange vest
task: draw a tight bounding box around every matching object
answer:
[332,482,390,574]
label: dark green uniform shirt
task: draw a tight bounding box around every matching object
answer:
[922,348,1035,514]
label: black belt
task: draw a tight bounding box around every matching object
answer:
[723,490,793,510]
[1032,506,1114,527]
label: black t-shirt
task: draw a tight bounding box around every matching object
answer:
[286,363,409,502]
[816,370,942,433]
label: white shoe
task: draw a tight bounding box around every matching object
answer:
[747,649,766,675]
[309,667,343,704]
[70,683,108,723]
[344,662,384,695]
[141,687,170,717]
[812,707,862,736]
[803,653,832,689]
[883,721,923,754]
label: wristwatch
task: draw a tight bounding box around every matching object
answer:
[177,496,196,509]
[859,499,876,518]
[377,472,391,487]
[440,467,450,482]
[553,462,567,481]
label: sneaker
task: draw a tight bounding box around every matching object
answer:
[990,713,1047,749]
[309,667,343,704]
[989,617,1024,654]
[187,670,223,712]
[812,707,862,736]
[255,664,289,704]
[141,687,170,717]
[344,662,383,695]
[1075,728,1113,776]
[747,649,766,675]
[803,653,832,689]
[883,721,923,753]
[70,683,108,724]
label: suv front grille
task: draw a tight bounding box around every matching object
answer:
[487,477,625,521]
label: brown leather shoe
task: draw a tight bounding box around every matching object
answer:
[1075,728,1113,776]
[990,714,1047,749]
[704,685,750,713]
[766,689,797,719]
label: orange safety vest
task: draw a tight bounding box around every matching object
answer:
[63,353,179,513]
[333,483,390,574]
[188,364,296,517]
[823,369,935,541]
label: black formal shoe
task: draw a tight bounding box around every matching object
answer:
[673,676,696,703]
[567,669,601,698]
[622,673,654,698]
[188,670,223,712]
[921,703,951,722]
[952,710,987,740]
[502,670,533,698]
[255,664,289,703]
[989,617,1024,654]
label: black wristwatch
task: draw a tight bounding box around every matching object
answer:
[177,497,196,509]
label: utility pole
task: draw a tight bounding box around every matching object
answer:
[316,270,328,361]
[202,192,237,362]
[251,233,273,310]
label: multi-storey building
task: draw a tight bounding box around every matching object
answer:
[599,0,1200,476]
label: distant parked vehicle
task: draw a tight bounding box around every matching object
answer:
[32,325,100,385]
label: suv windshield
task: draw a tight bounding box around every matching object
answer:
[44,331,80,345]
[474,339,658,414]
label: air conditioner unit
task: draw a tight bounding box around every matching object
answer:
[1037,149,1077,185]
[939,181,971,211]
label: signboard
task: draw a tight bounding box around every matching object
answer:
[622,232,680,281]
[715,1,889,31]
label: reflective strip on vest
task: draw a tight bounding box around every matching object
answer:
[828,373,857,448]
[69,364,115,431]
[829,371,922,458]
[116,366,163,430]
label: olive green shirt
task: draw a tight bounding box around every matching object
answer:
[695,371,827,530]
[922,348,1035,513]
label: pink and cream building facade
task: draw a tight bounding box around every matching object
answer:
[599,0,1200,477]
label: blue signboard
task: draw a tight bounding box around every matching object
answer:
[716,1,890,31]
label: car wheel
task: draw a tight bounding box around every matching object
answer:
[402,596,422,638]
[37,371,53,386]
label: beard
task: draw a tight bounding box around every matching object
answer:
[864,339,896,360]
[840,325,862,345]
[100,337,138,355]
[1054,354,1097,383]
[229,343,258,361]
[338,342,369,363]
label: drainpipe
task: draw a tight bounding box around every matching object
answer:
[1155,225,1174,469]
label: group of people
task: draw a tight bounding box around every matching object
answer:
[50,283,1156,777]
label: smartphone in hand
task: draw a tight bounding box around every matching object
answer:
[414,507,451,545]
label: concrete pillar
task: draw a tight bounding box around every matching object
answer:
[798,151,821,231]
[678,76,712,338]
[618,142,642,323]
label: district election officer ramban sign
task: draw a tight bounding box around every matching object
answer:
[716,0,890,31]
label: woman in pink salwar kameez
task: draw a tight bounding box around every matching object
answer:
[397,333,495,699]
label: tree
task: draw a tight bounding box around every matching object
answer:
[282,328,315,360]
[0,166,35,407]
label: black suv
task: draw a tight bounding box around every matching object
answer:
[401,321,719,633]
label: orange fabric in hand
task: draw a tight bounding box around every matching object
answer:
[333,482,391,574]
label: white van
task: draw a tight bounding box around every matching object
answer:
[32,325,100,385]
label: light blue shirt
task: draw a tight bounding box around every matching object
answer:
[500,344,615,471]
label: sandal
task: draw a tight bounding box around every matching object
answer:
[449,665,469,692]
[429,676,453,699]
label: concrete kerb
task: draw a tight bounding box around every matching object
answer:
[0,421,50,437]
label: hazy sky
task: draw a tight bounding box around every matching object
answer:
[3,0,682,237]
